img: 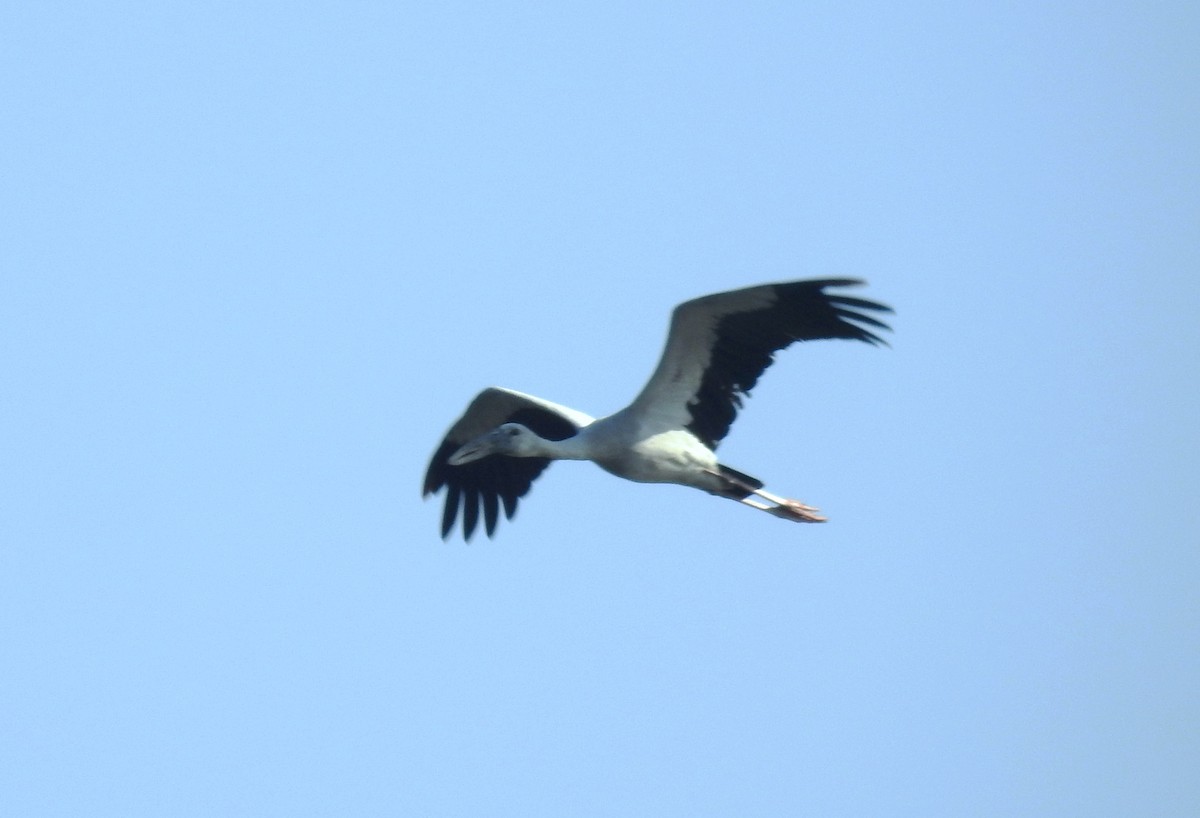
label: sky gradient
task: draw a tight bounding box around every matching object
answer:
[4,2,1198,816]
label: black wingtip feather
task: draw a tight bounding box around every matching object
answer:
[424,400,582,541]
[462,487,480,541]
[685,278,893,448]
[482,489,500,537]
[441,485,460,539]
[835,309,891,331]
[827,293,894,314]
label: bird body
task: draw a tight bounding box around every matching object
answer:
[590,422,718,487]
[424,279,892,540]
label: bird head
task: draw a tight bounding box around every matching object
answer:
[447,423,539,465]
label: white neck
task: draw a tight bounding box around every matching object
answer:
[530,432,595,461]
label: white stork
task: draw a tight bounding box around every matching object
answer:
[424,279,891,540]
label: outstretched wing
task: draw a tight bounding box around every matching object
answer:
[628,279,891,449]
[423,387,594,540]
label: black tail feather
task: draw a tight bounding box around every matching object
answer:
[716,464,765,498]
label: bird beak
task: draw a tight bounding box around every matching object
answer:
[447,433,497,466]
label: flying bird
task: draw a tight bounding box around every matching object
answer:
[424,279,891,540]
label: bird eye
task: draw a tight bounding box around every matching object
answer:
[507,427,519,437]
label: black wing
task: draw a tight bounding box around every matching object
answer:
[630,279,892,450]
[422,388,589,540]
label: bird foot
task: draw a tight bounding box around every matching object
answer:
[767,499,827,523]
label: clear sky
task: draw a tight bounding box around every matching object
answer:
[3,2,1198,816]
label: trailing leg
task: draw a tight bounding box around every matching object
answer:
[706,467,827,523]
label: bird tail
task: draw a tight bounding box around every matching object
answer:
[715,464,765,498]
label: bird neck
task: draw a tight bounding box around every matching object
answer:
[531,433,593,461]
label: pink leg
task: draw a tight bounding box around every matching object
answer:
[765,499,827,523]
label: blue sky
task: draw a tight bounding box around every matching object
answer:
[3,2,1198,816]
